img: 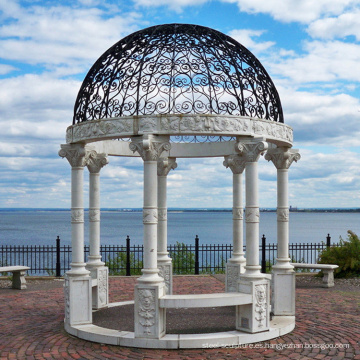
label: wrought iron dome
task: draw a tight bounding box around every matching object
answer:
[73,23,284,124]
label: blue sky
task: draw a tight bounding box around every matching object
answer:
[0,0,359,209]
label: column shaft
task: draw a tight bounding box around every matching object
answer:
[158,175,168,258]
[232,173,244,261]
[244,162,261,276]
[70,166,87,273]
[88,172,103,265]
[141,160,162,282]
[277,169,290,262]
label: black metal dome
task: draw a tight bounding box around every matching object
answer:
[73,23,283,124]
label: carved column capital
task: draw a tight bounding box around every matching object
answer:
[85,149,109,173]
[235,139,268,163]
[265,147,301,169]
[157,157,177,177]
[223,154,246,174]
[130,134,171,162]
[59,144,86,168]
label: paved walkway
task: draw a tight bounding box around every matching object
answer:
[0,275,359,359]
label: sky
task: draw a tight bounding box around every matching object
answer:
[0,0,359,209]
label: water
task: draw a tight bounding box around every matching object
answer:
[0,209,359,247]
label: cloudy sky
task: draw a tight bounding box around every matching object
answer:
[0,0,359,209]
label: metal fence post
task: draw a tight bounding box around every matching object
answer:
[195,235,199,275]
[56,236,61,277]
[261,234,266,273]
[326,234,331,248]
[126,235,131,276]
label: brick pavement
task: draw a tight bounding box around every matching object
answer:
[0,275,359,360]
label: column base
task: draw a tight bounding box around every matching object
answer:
[271,268,295,316]
[137,269,164,285]
[226,262,244,292]
[67,262,90,276]
[236,278,270,333]
[158,260,173,295]
[134,282,166,339]
[64,273,92,326]
[86,265,109,309]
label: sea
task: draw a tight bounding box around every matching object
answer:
[0,209,359,247]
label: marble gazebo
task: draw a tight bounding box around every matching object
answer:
[59,23,300,348]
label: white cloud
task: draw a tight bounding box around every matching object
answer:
[269,40,360,84]
[228,29,275,54]
[307,10,360,40]
[222,0,358,24]
[133,0,207,12]
[0,3,142,73]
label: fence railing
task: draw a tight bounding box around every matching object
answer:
[0,234,337,276]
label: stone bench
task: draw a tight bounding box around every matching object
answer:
[0,266,30,289]
[291,263,338,288]
[159,292,253,308]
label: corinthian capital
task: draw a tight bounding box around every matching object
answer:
[85,149,109,173]
[265,147,301,169]
[223,154,246,174]
[129,134,171,161]
[157,157,177,176]
[58,144,86,168]
[235,139,268,163]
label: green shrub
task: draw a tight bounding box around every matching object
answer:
[171,242,195,275]
[318,230,360,278]
[106,249,143,276]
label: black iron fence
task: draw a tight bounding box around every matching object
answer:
[0,234,337,276]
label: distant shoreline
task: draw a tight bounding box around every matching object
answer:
[0,208,359,213]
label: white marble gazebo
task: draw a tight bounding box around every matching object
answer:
[59,23,300,348]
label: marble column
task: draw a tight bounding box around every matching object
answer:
[238,139,268,278]
[157,157,177,295]
[223,154,246,292]
[236,139,270,334]
[130,134,171,339]
[265,146,300,316]
[59,144,92,326]
[85,149,109,309]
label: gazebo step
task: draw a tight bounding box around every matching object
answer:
[159,292,252,308]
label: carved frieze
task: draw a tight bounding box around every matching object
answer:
[66,115,293,146]
[71,209,84,223]
[265,147,301,170]
[89,209,100,222]
[143,209,158,224]
[254,284,267,328]
[245,208,260,223]
[138,289,156,336]
[158,209,167,221]
[226,265,239,292]
[232,207,244,220]
[158,264,171,294]
[277,208,289,222]
[97,268,108,307]
[72,118,132,143]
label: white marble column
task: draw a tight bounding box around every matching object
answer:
[85,149,109,309]
[223,154,246,292]
[239,139,268,278]
[130,134,170,339]
[265,146,300,316]
[236,139,270,334]
[59,144,92,327]
[157,157,177,295]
